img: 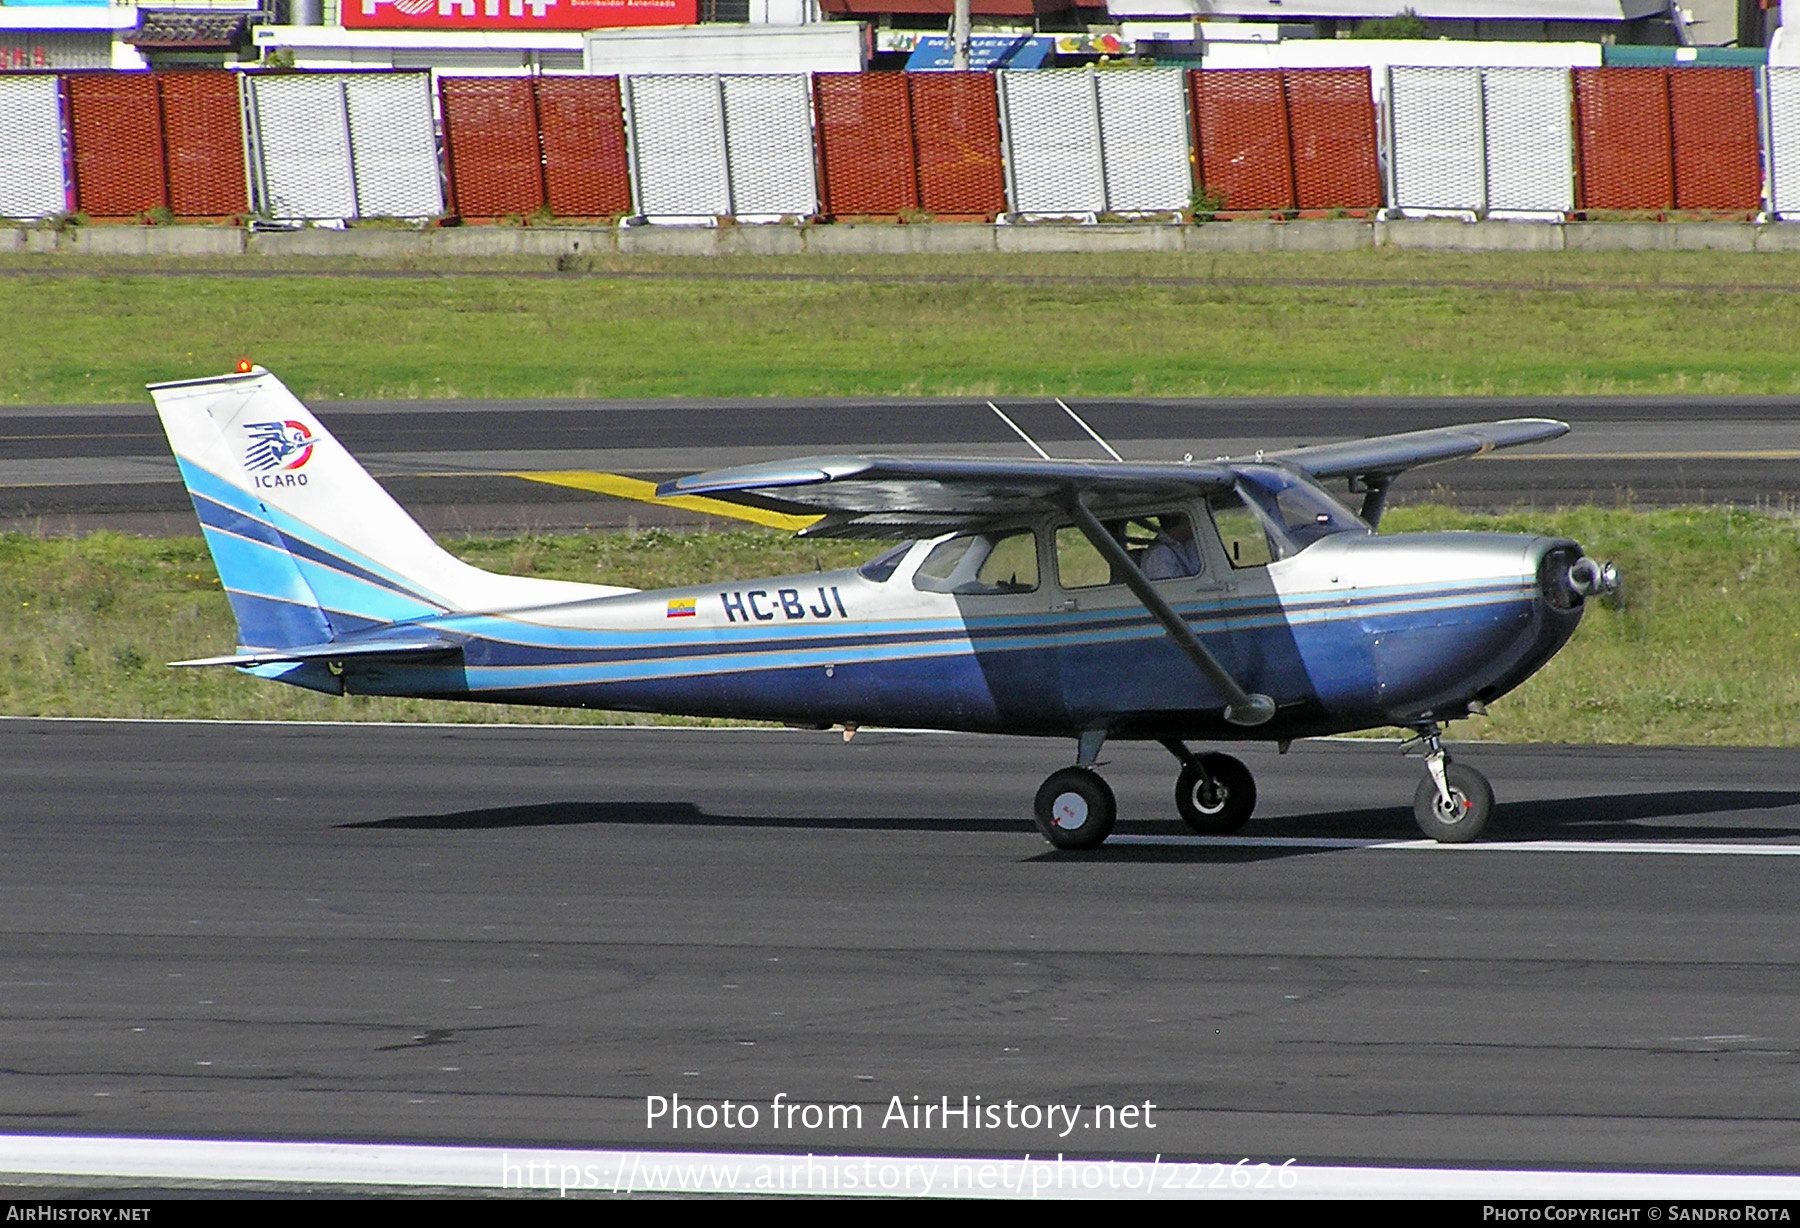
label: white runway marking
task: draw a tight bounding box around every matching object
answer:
[1109,835,1800,856]
[4,1135,1800,1199]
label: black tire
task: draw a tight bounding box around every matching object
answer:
[1175,752,1257,834]
[1033,767,1117,851]
[1412,763,1494,843]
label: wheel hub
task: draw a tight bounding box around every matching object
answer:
[1051,792,1090,830]
[1434,790,1471,822]
[1194,780,1225,813]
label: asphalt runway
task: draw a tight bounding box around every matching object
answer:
[7,718,1800,1176]
[5,394,1800,535]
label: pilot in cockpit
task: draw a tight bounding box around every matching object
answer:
[1141,514,1203,580]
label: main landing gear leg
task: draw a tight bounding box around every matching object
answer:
[1407,723,1494,844]
[1160,739,1257,835]
[1032,730,1117,851]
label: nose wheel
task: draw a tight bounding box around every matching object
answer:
[1033,767,1117,851]
[1408,725,1494,843]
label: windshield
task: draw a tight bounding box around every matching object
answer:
[1233,465,1369,556]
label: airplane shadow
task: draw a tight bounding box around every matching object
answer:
[348,789,1800,864]
[343,802,1025,834]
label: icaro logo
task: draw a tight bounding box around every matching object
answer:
[245,420,315,488]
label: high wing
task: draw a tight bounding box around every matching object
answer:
[1263,418,1568,481]
[658,419,1567,538]
[658,455,1237,540]
[1255,417,1568,524]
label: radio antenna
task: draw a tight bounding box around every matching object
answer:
[1056,398,1123,462]
[987,401,1051,459]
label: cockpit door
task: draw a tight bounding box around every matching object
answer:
[1050,505,1237,728]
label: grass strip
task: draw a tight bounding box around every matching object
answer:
[4,251,1800,403]
[2,506,1793,745]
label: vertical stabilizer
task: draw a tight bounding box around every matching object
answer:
[149,367,631,651]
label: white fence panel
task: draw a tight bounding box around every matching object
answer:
[1388,66,1486,214]
[344,72,443,221]
[626,75,731,221]
[1768,68,1800,219]
[721,74,816,219]
[0,75,65,221]
[1482,67,1573,215]
[248,75,356,222]
[1095,69,1191,214]
[1000,69,1105,216]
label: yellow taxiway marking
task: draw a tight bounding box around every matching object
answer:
[511,470,819,532]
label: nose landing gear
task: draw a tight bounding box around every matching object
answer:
[1407,724,1493,843]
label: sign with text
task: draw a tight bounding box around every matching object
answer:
[345,0,696,30]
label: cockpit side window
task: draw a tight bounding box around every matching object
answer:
[1209,467,1369,566]
[1236,465,1369,550]
[1055,512,1203,589]
[1206,490,1277,568]
[913,528,1040,595]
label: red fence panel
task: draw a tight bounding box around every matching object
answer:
[1191,69,1293,211]
[1284,69,1382,210]
[535,75,631,218]
[157,72,247,218]
[1574,68,1674,210]
[1669,67,1761,211]
[907,72,1005,217]
[815,72,918,216]
[441,76,543,219]
[66,72,166,218]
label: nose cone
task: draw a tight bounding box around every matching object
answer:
[1346,532,1590,723]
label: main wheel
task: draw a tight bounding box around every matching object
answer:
[1033,767,1117,851]
[1412,763,1494,843]
[1175,752,1256,834]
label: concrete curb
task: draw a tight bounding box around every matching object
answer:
[4,219,1799,258]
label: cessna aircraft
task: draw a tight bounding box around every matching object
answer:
[150,367,1617,851]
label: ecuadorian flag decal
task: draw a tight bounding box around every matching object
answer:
[666,597,697,619]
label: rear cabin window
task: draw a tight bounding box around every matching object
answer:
[857,541,915,583]
[912,529,1040,595]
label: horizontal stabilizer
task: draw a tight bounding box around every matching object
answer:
[171,631,462,669]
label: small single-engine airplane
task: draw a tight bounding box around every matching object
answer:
[150,367,1617,850]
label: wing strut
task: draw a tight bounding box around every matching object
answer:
[1066,495,1275,728]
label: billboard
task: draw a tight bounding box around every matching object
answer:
[345,0,697,30]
